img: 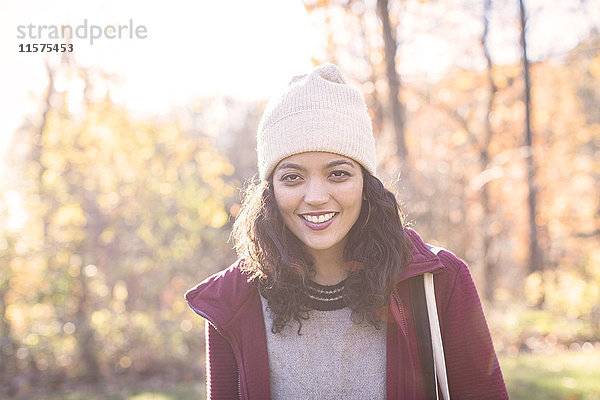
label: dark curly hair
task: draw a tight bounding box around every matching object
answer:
[231,167,412,334]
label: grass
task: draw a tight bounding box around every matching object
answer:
[10,350,600,399]
[13,382,205,400]
[500,350,600,400]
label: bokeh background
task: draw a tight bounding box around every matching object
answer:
[1,0,600,398]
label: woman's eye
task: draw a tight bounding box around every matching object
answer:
[330,170,350,179]
[281,173,301,183]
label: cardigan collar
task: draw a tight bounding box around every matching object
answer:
[397,228,445,282]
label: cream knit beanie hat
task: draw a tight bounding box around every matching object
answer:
[257,63,376,180]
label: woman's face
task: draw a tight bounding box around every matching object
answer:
[272,152,364,257]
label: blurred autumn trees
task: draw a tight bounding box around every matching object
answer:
[1,0,600,395]
[1,62,239,393]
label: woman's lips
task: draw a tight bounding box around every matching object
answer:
[299,212,338,231]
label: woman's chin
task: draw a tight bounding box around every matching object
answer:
[300,236,346,254]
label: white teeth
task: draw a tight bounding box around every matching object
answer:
[302,212,336,224]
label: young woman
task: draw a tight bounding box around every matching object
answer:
[185,64,508,399]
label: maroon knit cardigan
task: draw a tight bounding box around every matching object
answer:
[185,229,509,399]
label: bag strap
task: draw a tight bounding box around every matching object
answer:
[424,271,450,400]
[410,244,451,400]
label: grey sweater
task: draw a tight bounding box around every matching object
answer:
[260,295,386,400]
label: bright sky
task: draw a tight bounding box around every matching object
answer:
[0,0,320,168]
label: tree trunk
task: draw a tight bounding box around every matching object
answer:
[75,272,102,381]
[377,0,407,160]
[519,0,542,277]
[0,271,18,382]
[481,0,498,303]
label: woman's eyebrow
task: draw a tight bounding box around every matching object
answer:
[276,162,305,171]
[326,160,356,169]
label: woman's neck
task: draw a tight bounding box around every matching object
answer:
[308,245,348,286]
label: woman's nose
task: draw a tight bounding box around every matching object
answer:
[304,179,329,205]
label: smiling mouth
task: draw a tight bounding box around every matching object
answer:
[300,212,337,224]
